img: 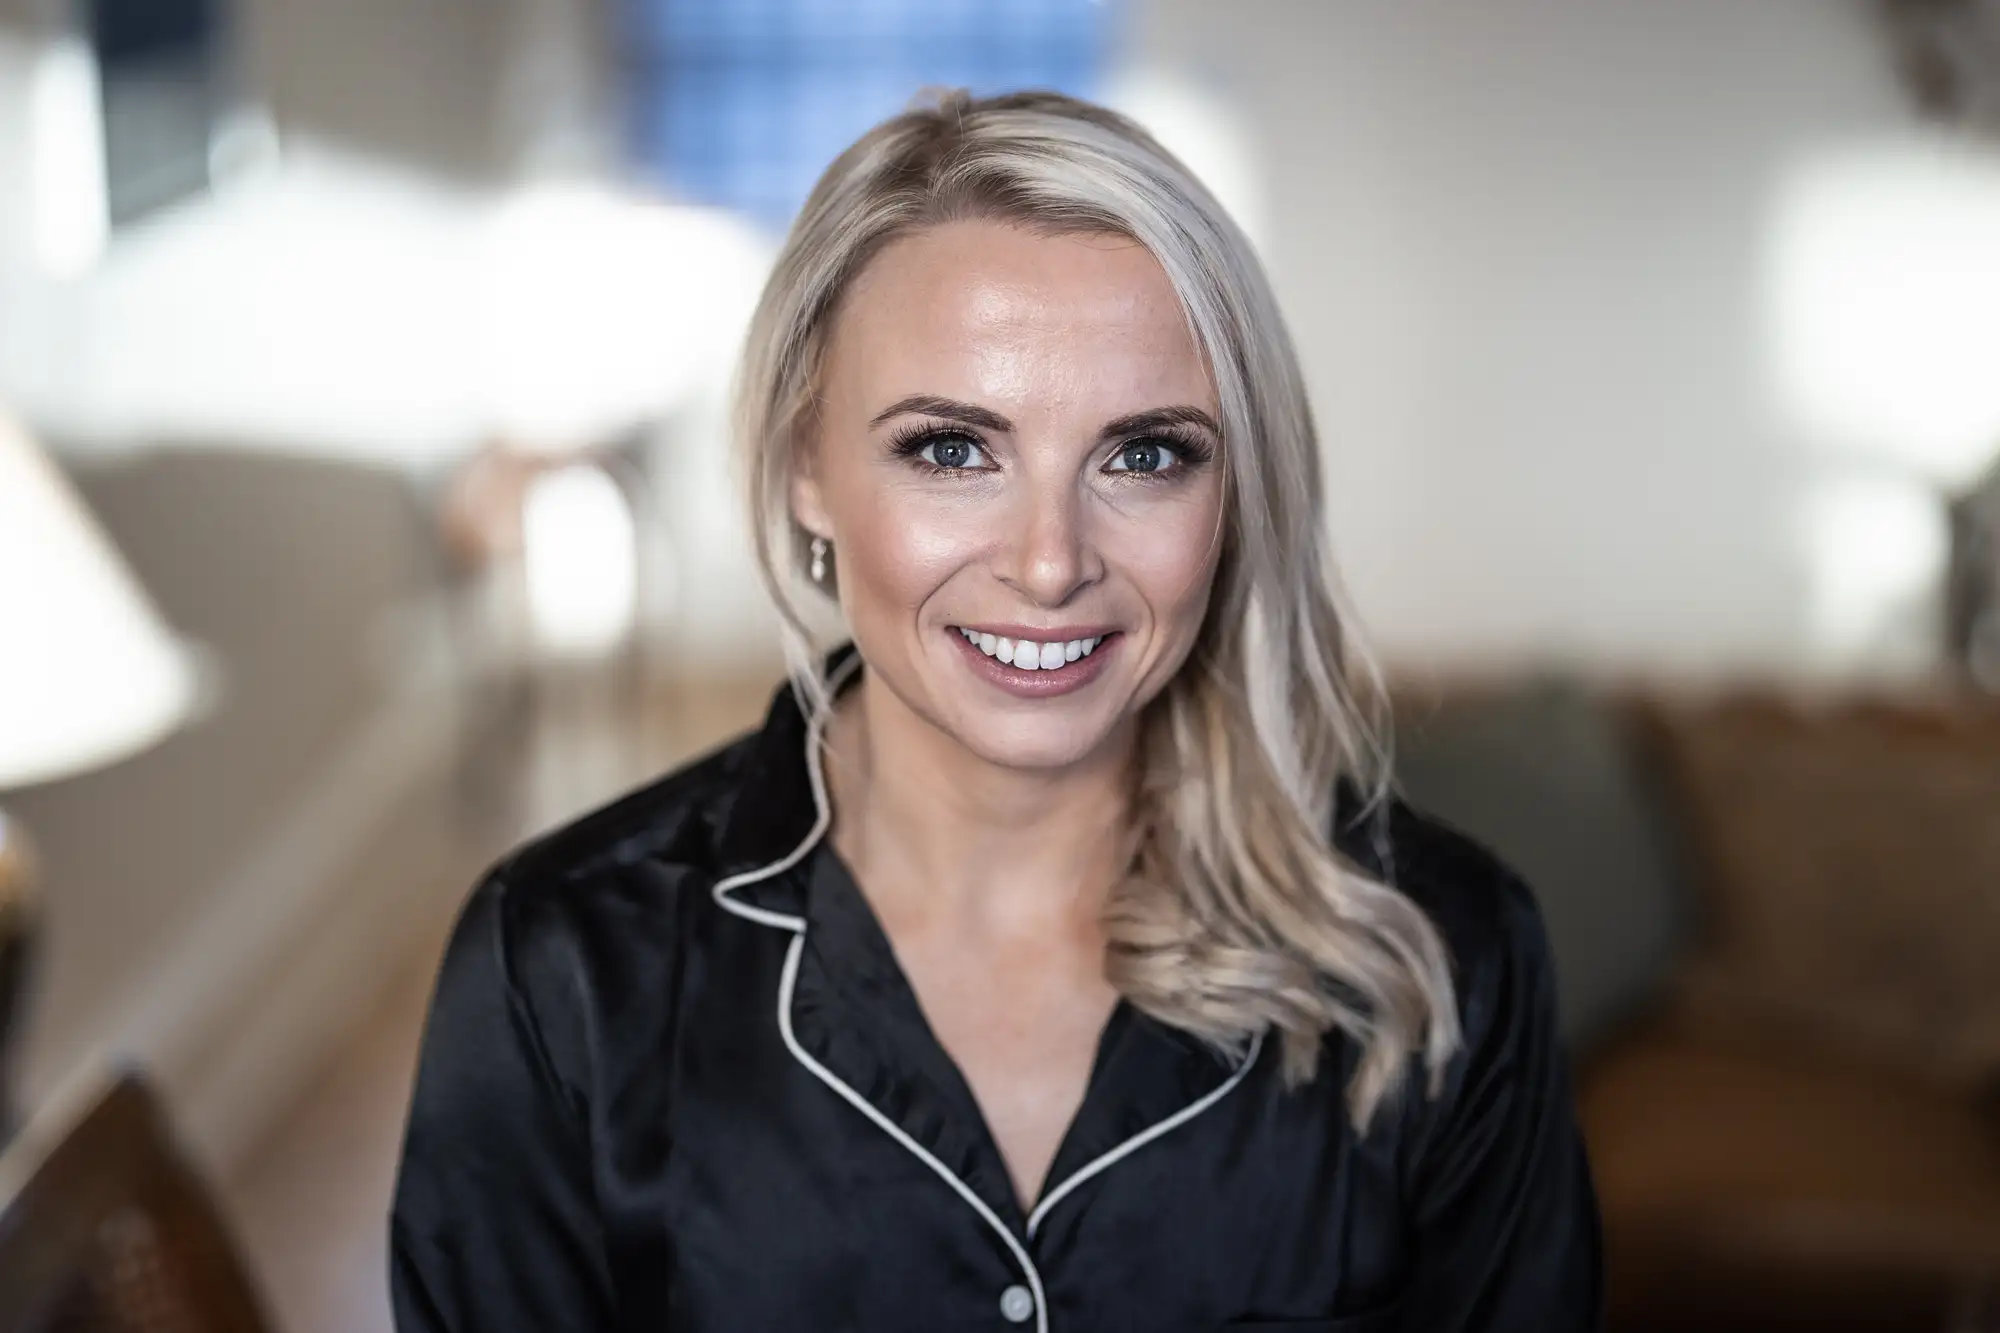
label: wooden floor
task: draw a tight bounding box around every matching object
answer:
[217,666,784,1333]
[221,940,446,1333]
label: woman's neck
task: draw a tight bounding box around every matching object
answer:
[822,671,1136,939]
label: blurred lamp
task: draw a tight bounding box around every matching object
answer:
[0,403,199,1129]
[1771,139,2000,668]
[476,183,772,452]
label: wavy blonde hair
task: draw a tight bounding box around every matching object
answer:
[735,89,1458,1126]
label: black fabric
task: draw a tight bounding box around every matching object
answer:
[391,656,1603,1332]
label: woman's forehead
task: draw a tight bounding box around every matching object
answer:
[823,221,1216,419]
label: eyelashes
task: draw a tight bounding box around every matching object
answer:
[884,419,1217,481]
[886,423,995,473]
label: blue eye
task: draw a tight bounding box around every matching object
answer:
[921,434,986,469]
[891,427,997,472]
[1104,438,1181,474]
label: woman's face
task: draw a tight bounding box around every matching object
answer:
[794,219,1226,772]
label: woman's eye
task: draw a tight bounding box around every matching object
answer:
[1104,437,1180,474]
[917,433,989,469]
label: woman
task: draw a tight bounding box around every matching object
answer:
[392,90,1601,1332]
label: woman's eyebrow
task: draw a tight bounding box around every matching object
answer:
[867,396,1222,439]
[1100,406,1222,438]
[869,395,1014,432]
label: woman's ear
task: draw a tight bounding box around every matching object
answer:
[791,446,832,543]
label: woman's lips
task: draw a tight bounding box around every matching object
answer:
[947,626,1119,698]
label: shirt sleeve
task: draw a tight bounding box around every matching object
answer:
[1398,880,1604,1332]
[390,871,617,1333]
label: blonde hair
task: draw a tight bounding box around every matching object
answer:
[735,89,1458,1126]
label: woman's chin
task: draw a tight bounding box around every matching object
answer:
[942,707,1130,775]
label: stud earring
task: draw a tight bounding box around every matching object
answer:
[809,536,828,585]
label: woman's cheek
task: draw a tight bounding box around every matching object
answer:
[1118,495,1223,619]
[847,495,987,613]
[901,505,990,583]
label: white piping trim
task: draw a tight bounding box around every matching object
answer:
[1025,1029,1264,1240]
[710,862,809,933]
[778,932,1053,1333]
[709,654,862,932]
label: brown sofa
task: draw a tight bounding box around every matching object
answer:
[1394,683,2000,1333]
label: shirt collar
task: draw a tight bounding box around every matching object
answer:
[709,642,864,915]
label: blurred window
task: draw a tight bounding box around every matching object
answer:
[623,0,1120,232]
[89,0,230,227]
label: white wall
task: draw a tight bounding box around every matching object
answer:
[239,0,612,180]
[1124,0,1933,679]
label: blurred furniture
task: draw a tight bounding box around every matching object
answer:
[430,432,664,831]
[0,407,197,1136]
[10,437,475,1186]
[0,832,31,1146]
[1948,457,2000,689]
[1392,680,1691,1058]
[1394,682,2000,1333]
[0,1069,271,1333]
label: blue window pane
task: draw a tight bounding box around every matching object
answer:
[623,0,1119,232]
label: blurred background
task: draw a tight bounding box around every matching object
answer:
[2,1,1999,1330]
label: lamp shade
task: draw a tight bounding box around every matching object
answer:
[0,406,196,790]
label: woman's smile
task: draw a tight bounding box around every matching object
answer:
[947,624,1121,698]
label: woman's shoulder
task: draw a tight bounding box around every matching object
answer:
[447,721,779,999]
[423,728,771,1089]
[494,730,758,901]
[481,675,814,933]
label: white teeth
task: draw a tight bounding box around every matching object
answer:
[958,629,1107,668]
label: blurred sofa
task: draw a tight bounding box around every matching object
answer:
[9,445,486,1174]
[1393,680,2000,1333]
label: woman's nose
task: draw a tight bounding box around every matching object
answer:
[995,487,1099,607]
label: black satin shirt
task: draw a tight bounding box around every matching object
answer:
[391,662,1602,1332]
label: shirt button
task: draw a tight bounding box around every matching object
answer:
[998,1283,1035,1324]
